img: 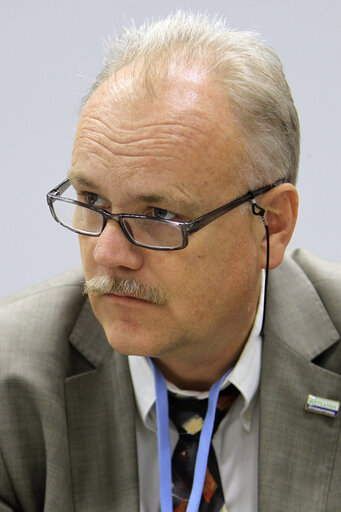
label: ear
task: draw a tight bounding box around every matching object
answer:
[258,183,299,270]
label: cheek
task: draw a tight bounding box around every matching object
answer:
[78,236,96,278]
[168,225,259,310]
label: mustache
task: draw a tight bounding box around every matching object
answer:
[83,275,168,306]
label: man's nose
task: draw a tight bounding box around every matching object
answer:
[92,220,143,270]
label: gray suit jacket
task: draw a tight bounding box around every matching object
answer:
[0,249,340,511]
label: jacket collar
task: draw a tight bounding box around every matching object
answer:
[264,254,338,360]
[259,254,340,511]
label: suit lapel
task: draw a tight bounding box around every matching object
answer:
[259,257,341,511]
[65,299,139,512]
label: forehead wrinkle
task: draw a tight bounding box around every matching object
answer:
[71,144,188,192]
[75,133,179,161]
[77,120,211,149]
[86,111,213,141]
[77,106,218,156]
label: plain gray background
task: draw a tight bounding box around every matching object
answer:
[1,0,340,298]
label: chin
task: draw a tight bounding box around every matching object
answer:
[102,321,171,358]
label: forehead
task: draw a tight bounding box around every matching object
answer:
[72,69,246,205]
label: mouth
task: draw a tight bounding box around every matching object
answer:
[103,292,152,304]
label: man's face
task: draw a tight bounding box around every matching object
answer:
[71,69,263,373]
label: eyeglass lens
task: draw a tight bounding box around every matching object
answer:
[122,217,183,248]
[52,199,184,248]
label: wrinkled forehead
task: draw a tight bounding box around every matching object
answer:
[72,69,249,204]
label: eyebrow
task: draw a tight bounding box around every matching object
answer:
[138,194,168,204]
[68,169,95,187]
[137,194,196,212]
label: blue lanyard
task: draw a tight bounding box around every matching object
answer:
[148,357,232,512]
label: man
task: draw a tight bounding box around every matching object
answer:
[1,11,340,512]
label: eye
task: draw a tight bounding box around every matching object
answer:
[151,207,177,220]
[83,192,108,209]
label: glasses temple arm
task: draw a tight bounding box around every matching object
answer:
[187,179,284,234]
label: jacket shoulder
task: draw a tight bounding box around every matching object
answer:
[0,267,86,376]
[0,266,85,307]
[291,248,341,281]
[290,249,341,333]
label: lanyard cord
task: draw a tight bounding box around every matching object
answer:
[148,358,172,511]
[148,357,233,512]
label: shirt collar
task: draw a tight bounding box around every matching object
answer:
[129,274,264,433]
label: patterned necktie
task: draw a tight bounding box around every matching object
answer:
[168,385,239,512]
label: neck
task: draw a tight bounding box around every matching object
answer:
[153,313,257,391]
[153,353,239,391]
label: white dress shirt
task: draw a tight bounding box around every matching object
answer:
[128,288,263,512]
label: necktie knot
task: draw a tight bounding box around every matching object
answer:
[168,395,207,436]
[168,384,239,437]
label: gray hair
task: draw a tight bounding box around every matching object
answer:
[83,11,300,187]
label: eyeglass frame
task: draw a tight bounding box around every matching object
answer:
[47,177,285,251]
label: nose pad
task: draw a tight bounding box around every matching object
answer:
[98,219,130,248]
[121,219,134,241]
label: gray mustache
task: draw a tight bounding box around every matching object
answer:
[83,275,168,306]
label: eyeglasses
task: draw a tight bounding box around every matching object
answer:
[46,178,284,251]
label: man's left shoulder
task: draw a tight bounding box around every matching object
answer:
[286,248,341,329]
[290,248,341,282]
